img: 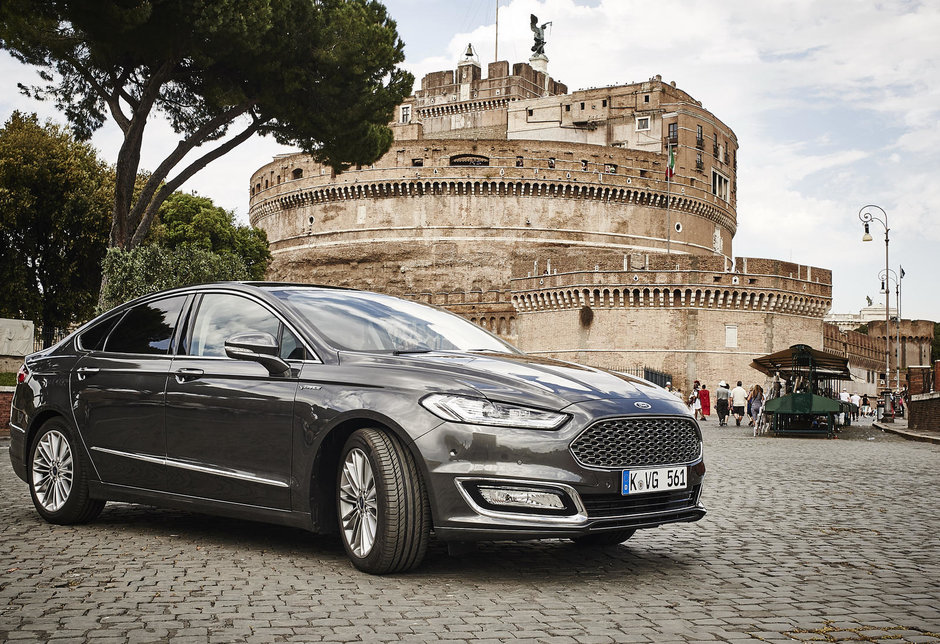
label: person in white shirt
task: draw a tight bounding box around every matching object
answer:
[850,392,861,421]
[730,381,748,426]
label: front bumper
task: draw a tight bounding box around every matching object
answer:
[414,401,706,542]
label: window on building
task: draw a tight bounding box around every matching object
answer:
[548,157,556,168]
[565,104,570,112]
[725,325,738,348]
[602,99,608,107]
[696,151,703,171]
[580,102,585,109]
[580,159,588,171]
[292,168,303,180]
[412,158,424,167]
[636,116,651,131]
[400,105,411,124]
[644,94,650,103]
[516,156,524,167]
[527,109,533,116]
[667,122,678,142]
[605,163,617,174]
[712,170,730,201]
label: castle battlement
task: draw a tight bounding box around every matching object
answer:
[509,257,832,318]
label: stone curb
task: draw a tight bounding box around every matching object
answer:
[874,421,940,445]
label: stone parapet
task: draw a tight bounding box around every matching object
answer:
[509,256,831,318]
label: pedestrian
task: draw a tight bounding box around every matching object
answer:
[839,387,850,425]
[715,380,730,426]
[748,384,764,434]
[861,393,871,417]
[689,380,703,420]
[850,391,861,421]
[730,380,748,426]
[699,383,711,422]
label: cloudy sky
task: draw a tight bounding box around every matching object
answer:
[1,0,937,321]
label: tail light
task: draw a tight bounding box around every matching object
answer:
[16,363,29,384]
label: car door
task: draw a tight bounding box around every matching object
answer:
[70,295,188,490]
[164,292,299,510]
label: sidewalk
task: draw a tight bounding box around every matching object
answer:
[874,417,940,445]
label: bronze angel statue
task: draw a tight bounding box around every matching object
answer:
[530,14,551,56]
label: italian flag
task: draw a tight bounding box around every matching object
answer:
[666,146,675,180]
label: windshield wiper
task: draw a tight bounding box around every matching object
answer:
[392,348,433,355]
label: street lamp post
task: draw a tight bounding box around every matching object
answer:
[859,205,892,422]
[879,269,901,392]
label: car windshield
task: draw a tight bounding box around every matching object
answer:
[265,287,519,354]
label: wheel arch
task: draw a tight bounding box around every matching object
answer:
[307,413,435,535]
[24,409,71,462]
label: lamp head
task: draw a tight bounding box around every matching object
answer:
[862,222,873,242]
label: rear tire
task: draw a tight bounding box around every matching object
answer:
[337,428,430,574]
[570,529,636,547]
[28,419,104,525]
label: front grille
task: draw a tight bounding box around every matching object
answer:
[582,486,700,518]
[570,417,700,469]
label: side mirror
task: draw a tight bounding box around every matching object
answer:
[224,332,291,377]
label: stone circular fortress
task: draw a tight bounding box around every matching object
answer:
[250,51,832,389]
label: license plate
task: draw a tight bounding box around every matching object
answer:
[622,467,687,495]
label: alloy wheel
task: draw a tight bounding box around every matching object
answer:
[338,447,378,558]
[31,430,74,512]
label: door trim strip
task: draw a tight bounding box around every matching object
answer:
[89,446,290,488]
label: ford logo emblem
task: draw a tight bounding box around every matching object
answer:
[634,401,652,409]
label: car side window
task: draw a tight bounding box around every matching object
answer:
[77,315,121,351]
[280,326,306,361]
[188,293,281,358]
[104,296,187,355]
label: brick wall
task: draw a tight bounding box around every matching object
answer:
[909,392,940,433]
[0,390,12,435]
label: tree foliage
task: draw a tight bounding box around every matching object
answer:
[99,244,253,311]
[0,0,412,250]
[0,111,111,346]
[149,192,270,280]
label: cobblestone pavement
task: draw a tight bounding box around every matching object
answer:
[2,419,939,643]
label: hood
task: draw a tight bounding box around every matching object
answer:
[339,350,681,409]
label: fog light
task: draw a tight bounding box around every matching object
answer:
[477,486,566,510]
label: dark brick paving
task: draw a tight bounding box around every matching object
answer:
[1,418,938,642]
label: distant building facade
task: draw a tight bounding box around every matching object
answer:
[249,48,833,390]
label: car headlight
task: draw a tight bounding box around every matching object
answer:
[421,394,569,430]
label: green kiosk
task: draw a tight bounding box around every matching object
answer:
[750,344,852,439]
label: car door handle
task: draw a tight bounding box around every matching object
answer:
[76,367,99,380]
[174,368,204,383]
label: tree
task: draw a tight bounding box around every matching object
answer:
[149,192,271,280]
[0,0,412,251]
[0,111,112,347]
[99,244,253,311]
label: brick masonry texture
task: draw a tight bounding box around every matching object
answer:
[2,421,939,643]
[0,391,11,432]
[910,392,940,432]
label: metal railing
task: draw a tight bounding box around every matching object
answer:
[613,366,673,388]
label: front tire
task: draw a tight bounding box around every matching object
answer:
[28,419,104,524]
[337,428,430,574]
[570,529,636,547]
